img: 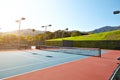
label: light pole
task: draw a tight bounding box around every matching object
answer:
[62,28,68,46]
[41,24,52,45]
[16,17,25,49]
[113,10,120,15]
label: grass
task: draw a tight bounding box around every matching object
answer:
[48,30,120,41]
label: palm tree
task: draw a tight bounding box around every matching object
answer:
[32,29,35,45]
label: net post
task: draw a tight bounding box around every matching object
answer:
[99,48,101,57]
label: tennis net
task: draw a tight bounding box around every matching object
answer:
[37,46,101,57]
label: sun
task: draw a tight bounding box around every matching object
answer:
[0,0,27,32]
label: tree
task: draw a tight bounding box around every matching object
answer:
[45,31,54,40]
[71,30,82,37]
[32,29,35,45]
[25,35,33,45]
[2,34,17,43]
[20,35,27,43]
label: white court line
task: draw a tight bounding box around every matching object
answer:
[15,51,47,61]
[110,64,120,80]
[2,55,87,80]
[0,55,79,72]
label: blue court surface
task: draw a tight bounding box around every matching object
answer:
[0,49,106,79]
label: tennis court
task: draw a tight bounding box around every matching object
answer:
[0,48,104,79]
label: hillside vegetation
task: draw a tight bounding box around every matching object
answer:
[48,30,120,41]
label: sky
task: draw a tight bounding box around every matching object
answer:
[0,0,120,32]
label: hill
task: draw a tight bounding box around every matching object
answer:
[1,29,44,36]
[91,26,120,33]
[48,30,120,41]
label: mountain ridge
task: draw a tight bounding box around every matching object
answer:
[0,25,120,36]
[91,26,120,33]
[0,29,44,36]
